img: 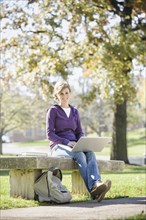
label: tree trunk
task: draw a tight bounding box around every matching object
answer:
[111,101,129,163]
[109,0,133,164]
[0,139,2,154]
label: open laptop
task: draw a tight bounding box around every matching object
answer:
[20,137,111,156]
[70,136,112,152]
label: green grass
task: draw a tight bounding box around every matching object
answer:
[127,128,145,156]
[110,214,146,220]
[0,165,145,210]
[95,128,145,157]
[101,165,146,199]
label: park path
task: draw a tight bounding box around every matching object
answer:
[2,143,51,155]
[1,196,146,220]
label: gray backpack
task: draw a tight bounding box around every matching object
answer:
[34,167,72,203]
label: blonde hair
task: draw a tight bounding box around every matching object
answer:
[53,81,71,101]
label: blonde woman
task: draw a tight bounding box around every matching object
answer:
[46,80,111,202]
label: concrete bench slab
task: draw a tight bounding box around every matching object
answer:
[0,156,125,199]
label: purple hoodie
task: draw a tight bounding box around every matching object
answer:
[46,104,84,149]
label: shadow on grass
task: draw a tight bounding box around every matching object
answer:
[128,137,145,147]
[103,165,146,175]
[0,170,9,176]
[37,196,146,208]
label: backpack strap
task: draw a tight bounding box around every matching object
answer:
[49,167,62,181]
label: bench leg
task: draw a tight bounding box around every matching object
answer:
[71,171,90,196]
[9,169,42,200]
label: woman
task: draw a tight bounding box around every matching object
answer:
[46,80,111,202]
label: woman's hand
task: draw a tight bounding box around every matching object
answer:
[68,141,76,148]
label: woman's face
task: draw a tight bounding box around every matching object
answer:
[56,88,71,106]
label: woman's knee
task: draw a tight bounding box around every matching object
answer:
[86,151,96,161]
[73,152,86,162]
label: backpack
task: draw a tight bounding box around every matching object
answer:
[34,167,72,203]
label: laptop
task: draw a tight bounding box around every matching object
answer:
[65,136,111,152]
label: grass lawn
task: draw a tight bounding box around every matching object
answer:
[95,128,145,157]
[111,214,146,220]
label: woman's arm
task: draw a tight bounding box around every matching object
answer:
[46,108,70,145]
[75,109,84,140]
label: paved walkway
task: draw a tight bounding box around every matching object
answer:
[1,196,146,220]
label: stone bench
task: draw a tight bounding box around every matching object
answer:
[0,156,125,200]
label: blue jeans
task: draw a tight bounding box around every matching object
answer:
[51,144,101,192]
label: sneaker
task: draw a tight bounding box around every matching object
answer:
[96,180,112,202]
[90,181,106,199]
